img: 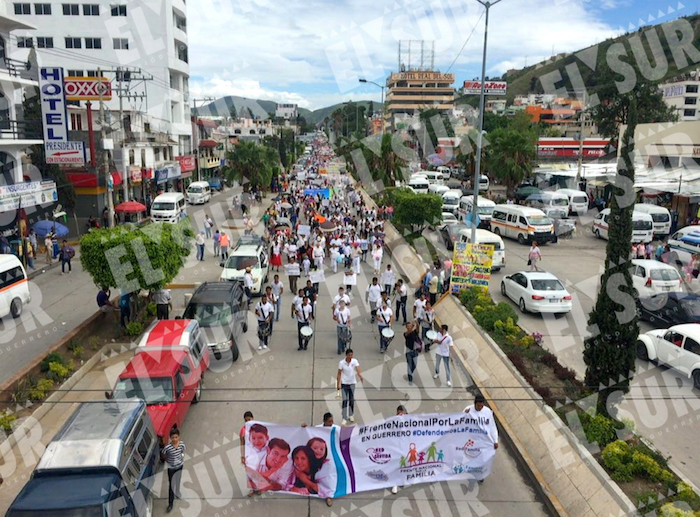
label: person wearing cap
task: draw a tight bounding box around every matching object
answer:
[465,394,499,483]
[195,230,206,261]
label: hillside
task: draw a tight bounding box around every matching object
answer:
[456,13,700,105]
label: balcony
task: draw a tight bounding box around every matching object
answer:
[0,58,38,85]
[0,119,43,142]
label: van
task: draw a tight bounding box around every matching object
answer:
[634,203,672,237]
[150,192,186,223]
[668,225,700,266]
[490,205,554,245]
[0,255,30,320]
[137,318,211,372]
[422,171,443,185]
[220,243,269,294]
[7,400,157,517]
[436,166,451,180]
[458,195,496,227]
[186,181,212,204]
[557,188,589,214]
[524,191,570,212]
[457,228,506,271]
[479,174,489,192]
[442,189,462,215]
[593,208,654,243]
[408,176,430,194]
[428,184,450,196]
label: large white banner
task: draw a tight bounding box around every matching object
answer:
[244,412,497,498]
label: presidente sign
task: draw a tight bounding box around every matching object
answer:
[39,67,85,165]
[64,76,112,101]
[244,412,497,498]
[463,80,507,95]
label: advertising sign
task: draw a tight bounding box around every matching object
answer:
[64,76,112,101]
[244,412,496,498]
[450,242,494,293]
[463,81,507,96]
[176,155,196,173]
[0,181,58,213]
[39,68,69,144]
[45,141,86,164]
[129,167,143,183]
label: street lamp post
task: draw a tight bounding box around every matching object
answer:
[359,78,385,135]
[471,0,502,244]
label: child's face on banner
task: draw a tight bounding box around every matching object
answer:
[250,431,268,450]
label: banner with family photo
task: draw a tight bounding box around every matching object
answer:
[244,412,497,498]
[450,242,494,293]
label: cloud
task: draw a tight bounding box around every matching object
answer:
[189,77,314,109]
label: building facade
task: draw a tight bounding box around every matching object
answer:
[660,71,700,121]
[385,71,454,128]
[275,103,298,120]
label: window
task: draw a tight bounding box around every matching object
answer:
[0,267,25,289]
[113,38,128,49]
[67,69,83,76]
[14,3,31,14]
[65,37,81,49]
[85,37,101,49]
[36,37,54,48]
[180,359,191,376]
[137,431,152,460]
[687,85,699,94]
[174,12,187,32]
[686,97,697,105]
[62,3,79,14]
[34,3,51,14]
[684,109,696,117]
[111,4,126,15]
[82,3,99,15]
[17,37,33,48]
[685,337,700,355]
[86,70,103,77]
[175,374,184,398]
[175,40,188,63]
[128,149,135,165]
[634,265,646,278]
[70,112,83,131]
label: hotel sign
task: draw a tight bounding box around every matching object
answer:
[395,72,454,81]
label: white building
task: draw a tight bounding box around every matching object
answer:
[660,71,700,121]
[275,103,298,120]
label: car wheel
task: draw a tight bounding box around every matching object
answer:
[10,298,22,318]
[594,228,600,239]
[517,234,526,245]
[636,341,649,361]
[500,282,507,296]
[493,227,501,236]
[193,381,202,403]
[519,298,527,313]
[231,343,240,362]
[693,370,700,390]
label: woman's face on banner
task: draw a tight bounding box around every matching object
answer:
[294,449,311,473]
[310,440,326,460]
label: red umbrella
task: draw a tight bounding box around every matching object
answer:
[115,201,147,213]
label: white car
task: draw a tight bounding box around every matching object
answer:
[219,244,268,295]
[500,271,572,314]
[631,259,683,297]
[636,324,700,389]
[441,212,459,225]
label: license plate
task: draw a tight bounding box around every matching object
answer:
[549,299,559,303]
[662,286,671,291]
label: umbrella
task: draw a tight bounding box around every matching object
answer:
[428,154,445,166]
[320,220,337,232]
[32,220,69,238]
[115,201,147,213]
[277,217,291,226]
[280,202,292,210]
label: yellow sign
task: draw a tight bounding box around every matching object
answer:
[392,71,454,82]
[64,76,112,101]
[450,242,494,293]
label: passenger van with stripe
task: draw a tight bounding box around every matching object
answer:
[0,255,30,320]
[489,205,554,245]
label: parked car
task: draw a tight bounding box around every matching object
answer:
[108,348,203,444]
[668,225,700,267]
[636,323,700,389]
[637,292,700,327]
[545,208,576,239]
[631,259,683,297]
[439,222,468,250]
[430,212,458,229]
[208,177,223,191]
[0,254,31,320]
[500,271,572,314]
[183,281,247,366]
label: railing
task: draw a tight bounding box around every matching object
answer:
[1,58,32,78]
[0,119,42,140]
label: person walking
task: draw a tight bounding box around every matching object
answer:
[464,394,499,483]
[271,274,284,323]
[161,428,186,513]
[44,233,53,264]
[220,232,230,261]
[421,302,435,350]
[380,264,396,296]
[119,290,131,328]
[413,292,427,324]
[270,240,283,272]
[432,324,454,387]
[395,279,408,325]
[286,255,300,294]
[296,296,313,350]
[59,240,75,275]
[243,267,254,305]
[213,230,221,258]
[154,288,172,320]
[195,231,206,261]
[336,349,363,426]
[428,273,439,306]
[264,286,277,332]
[365,277,383,323]
[528,241,542,272]
[376,298,393,353]
[333,298,352,355]
[204,215,213,239]
[255,293,274,350]
[391,405,408,494]
[404,321,420,384]
[372,243,383,275]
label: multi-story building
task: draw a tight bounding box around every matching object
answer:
[275,103,298,121]
[659,70,700,121]
[385,70,455,129]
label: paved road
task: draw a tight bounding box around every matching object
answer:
[425,221,700,488]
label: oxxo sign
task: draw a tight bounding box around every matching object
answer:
[39,67,85,165]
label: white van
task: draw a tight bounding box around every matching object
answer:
[436,166,451,181]
[186,181,211,205]
[428,184,450,196]
[220,243,269,294]
[458,195,496,227]
[422,171,443,185]
[668,225,700,266]
[557,189,589,215]
[457,228,506,271]
[151,192,186,223]
[634,203,672,237]
[479,174,489,192]
[442,189,462,215]
[408,176,430,194]
[524,191,570,212]
[490,205,554,245]
[0,255,30,320]
[593,208,654,243]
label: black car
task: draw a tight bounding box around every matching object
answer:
[183,282,248,368]
[439,222,468,250]
[636,291,700,327]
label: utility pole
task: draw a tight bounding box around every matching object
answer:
[471,0,502,244]
[358,79,385,135]
[98,67,115,228]
[576,89,587,186]
[117,66,128,202]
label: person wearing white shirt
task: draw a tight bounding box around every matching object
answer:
[336,349,363,425]
[464,395,499,484]
[395,280,408,324]
[432,324,454,386]
[296,296,314,351]
[291,288,304,320]
[271,274,284,322]
[333,299,352,355]
[332,286,351,312]
[413,293,427,323]
[204,215,213,238]
[330,245,340,273]
[312,243,325,270]
[244,267,254,304]
[376,299,393,353]
[255,295,274,350]
[380,265,396,296]
[421,302,435,349]
[300,412,340,507]
[391,406,408,494]
[264,286,277,332]
[365,277,383,323]
[253,439,294,492]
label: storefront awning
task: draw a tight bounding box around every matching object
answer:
[66,171,122,187]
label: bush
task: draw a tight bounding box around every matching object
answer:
[658,503,696,517]
[493,317,522,344]
[553,364,577,382]
[631,451,676,485]
[459,287,494,313]
[474,302,518,332]
[0,411,17,432]
[146,302,157,317]
[517,335,535,348]
[540,351,559,368]
[47,361,70,382]
[29,379,54,401]
[676,483,700,504]
[88,336,101,351]
[126,321,144,337]
[72,345,84,359]
[602,440,635,482]
[40,352,64,372]
[581,413,618,448]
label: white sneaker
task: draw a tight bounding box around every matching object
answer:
[391,486,398,494]
[447,381,452,387]
[258,345,263,350]
[263,345,268,349]
[341,419,348,426]
[348,416,355,423]
[433,374,439,379]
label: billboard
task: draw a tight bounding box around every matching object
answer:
[39,68,69,143]
[64,76,112,101]
[176,155,196,173]
[45,141,86,164]
[450,242,494,293]
[0,181,58,213]
[463,81,507,96]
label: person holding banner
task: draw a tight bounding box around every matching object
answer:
[464,395,499,483]
[391,406,408,494]
[337,349,363,425]
[286,255,301,294]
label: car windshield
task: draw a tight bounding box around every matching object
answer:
[8,509,104,517]
[114,377,173,404]
[529,216,551,226]
[681,299,700,316]
[531,279,564,291]
[573,195,587,204]
[226,255,258,270]
[478,206,494,215]
[550,198,568,206]
[183,302,233,326]
[633,219,652,231]
[151,202,175,211]
[650,269,681,281]
[443,197,459,205]
[651,213,670,223]
[548,210,568,219]
[188,186,203,193]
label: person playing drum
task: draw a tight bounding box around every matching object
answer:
[333,299,352,355]
[377,298,394,353]
[255,294,274,350]
[296,296,314,351]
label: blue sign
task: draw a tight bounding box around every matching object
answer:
[465,212,481,227]
[304,188,330,199]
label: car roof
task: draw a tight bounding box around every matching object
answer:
[190,281,241,304]
[669,323,700,336]
[120,349,187,379]
[231,244,263,255]
[631,259,676,269]
[0,254,23,269]
[515,271,560,280]
[647,292,700,301]
[10,472,121,510]
[153,192,184,201]
[138,319,197,348]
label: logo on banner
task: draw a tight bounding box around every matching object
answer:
[458,439,482,459]
[366,469,388,482]
[398,442,445,481]
[366,447,391,464]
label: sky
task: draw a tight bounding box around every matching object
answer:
[186,0,692,111]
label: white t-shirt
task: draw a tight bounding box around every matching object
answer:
[334,307,351,327]
[338,358,360,385]
[333,293,351,307]
[366,284,383,303]
[377,306,393,326]
[435,332,453,357]
[297,303,313,323]
[256,301,273,322]
[244,273,254,288]
[292,295,303,313]
[272,281,284,298]
[380,270,396,286]
[397,284,408,298]
[464,404,499,444]
[414,299,426,319]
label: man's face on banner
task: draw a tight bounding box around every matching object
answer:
[267,446,290,469]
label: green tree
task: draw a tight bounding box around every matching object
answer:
[418,108,455,150]
[393,190,443,233]
[485,125,537,196]
[79,220,193,290]
[225,140,278,190]
[583,97,639,418]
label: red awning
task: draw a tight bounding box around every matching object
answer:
[115,201,147,213]
[66,170,122,187]
[199,139,217,148]
[195,118,217,128]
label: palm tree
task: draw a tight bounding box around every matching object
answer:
[224,140,277,191]
[372,133,407,186]
[486,127,537,196]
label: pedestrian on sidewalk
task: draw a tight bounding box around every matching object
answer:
[154,288,172,320]
[97,286,117,321]
[204,215,213,238]
[365,277,383,323]
[380,264,396,296]
[26,240,36,271]
[428,273,439,306]
[220,232,230,261]
[213,230,221,257]
[377,298,393,353]
[286,256,300,294]
[333,298,352,355]
[422,302,435,349]
[44,233,53,264]
[119,290,131,328]
[59,240,75,274]
[432,324,453,387]
[404,322,420,384]
[264,286,277,332]
[196,231,205,261]
[161,428,186,513]
[271,274,284,323]
[244,267,254,304]
[336,349,363,426]
[528,241,542,272]
[372,243,383,275]
[296,296,313,351]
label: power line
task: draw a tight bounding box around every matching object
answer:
[446,9,485,74]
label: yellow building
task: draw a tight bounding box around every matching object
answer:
[385,71,455,128]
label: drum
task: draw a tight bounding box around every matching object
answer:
[338,326,352,344]
[300,325,314,345]
[425,330,439,342]
[257,322,271,339]
[381,327,395,344]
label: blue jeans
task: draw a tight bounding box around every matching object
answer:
[275,297,282,321]
[205,227,212,238]
[406,350,418,383]
[378,324,388,351]
[435,354,451,382]
[197,244,205,261]
[384,284,392,296]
